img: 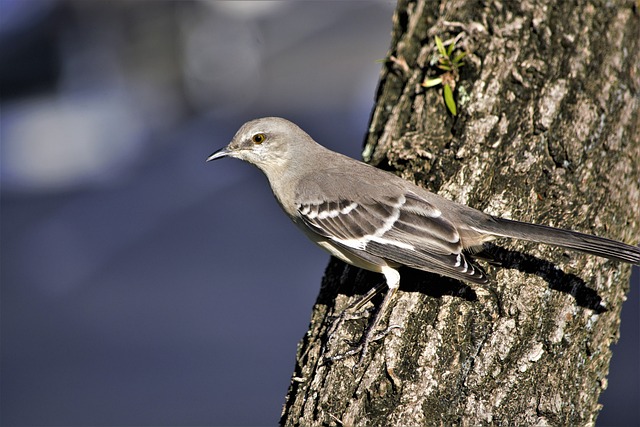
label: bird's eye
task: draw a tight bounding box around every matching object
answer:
[252,133,266,144]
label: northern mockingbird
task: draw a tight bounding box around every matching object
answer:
[208,116,640,359]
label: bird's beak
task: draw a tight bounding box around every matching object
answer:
[207,147,231,162]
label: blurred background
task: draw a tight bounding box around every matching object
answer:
[1,1,637,425]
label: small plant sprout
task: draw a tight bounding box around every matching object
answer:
[422,35,467,116]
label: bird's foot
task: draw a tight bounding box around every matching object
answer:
[321,283,400,370]
[323,322,404,371]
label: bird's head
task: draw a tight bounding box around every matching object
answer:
[207,117,312,172]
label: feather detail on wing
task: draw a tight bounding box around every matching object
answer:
[296,191,487,284]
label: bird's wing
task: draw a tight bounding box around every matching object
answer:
[296,190,487,284]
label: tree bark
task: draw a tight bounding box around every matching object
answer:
[281,0,640,425]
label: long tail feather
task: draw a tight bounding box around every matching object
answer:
[477,216,640,265]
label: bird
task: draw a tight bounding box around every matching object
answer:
[207,116,640,361]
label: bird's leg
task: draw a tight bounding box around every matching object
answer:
[324,267,402,365]
[347,282,387,315]
[356,284,399,366]
[324,282,387,356]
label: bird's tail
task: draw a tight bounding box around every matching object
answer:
[476,216,640,265]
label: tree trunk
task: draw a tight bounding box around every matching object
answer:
[281,0,640,425]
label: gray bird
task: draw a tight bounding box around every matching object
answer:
[208,117,640,359]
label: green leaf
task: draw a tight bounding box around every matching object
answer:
[423,77,442,87]
[452,51,467,65]
[443,84,457,115]
[435,36,447,57]
[447,41,455,56]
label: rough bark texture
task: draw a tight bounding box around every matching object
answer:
[281,0,639,425]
